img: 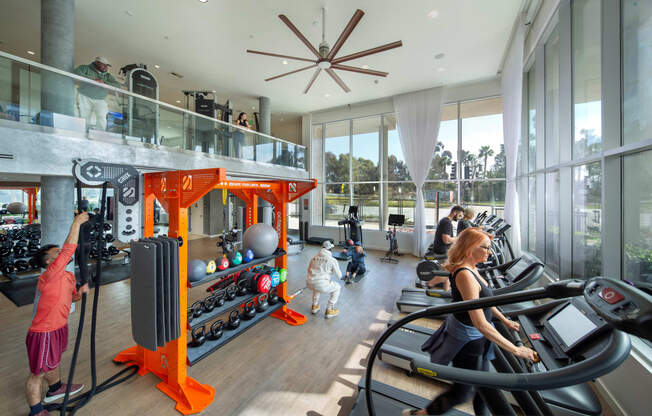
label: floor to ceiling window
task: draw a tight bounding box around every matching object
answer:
[572,162,602,278]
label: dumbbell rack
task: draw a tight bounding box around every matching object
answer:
[113,168,316,415]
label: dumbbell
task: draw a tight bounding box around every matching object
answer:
[104,234,115,243]
[108,246,120,256]
[29,257,41,271]
[15,260,30,272]
[1,261,15,276]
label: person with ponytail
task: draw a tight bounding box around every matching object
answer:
[404,227,536,416]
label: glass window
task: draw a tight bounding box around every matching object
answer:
[353,183,380,230]
[387,183,416,229]
[324,121,350,183]
[572,0,602,158]
[518,177,529,250]
[622,0,652,145]
[428,104,458,180]
[545,171,560,273]
[528,69,536,172]
[324,183,349,227]
[461,97,505,180]
[288,199,300,231]
[528,175,537,252]
[461,181,506,218]
[622,150,652,283]
[423,182,458,228]
[545,26,560,166]
[384,114,412,181]
[352,117,380,182]
[572,162,602,279]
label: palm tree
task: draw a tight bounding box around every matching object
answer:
[478,146,494,178]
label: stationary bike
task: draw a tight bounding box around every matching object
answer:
[380,214,404,264]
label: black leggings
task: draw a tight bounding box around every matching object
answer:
[346,262,365,275]
[426,338,490,416]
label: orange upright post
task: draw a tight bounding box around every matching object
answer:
[22,187,38,224]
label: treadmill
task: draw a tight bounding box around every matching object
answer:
[397,261,545,314]
[353,277,652,416]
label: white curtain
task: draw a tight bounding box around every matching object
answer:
[502,23,525,256]
[393,87,443,256]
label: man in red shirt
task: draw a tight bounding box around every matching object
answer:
[25,212,90,416]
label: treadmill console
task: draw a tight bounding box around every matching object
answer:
[542,298,609,355]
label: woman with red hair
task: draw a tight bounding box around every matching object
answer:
[404,228,536,416]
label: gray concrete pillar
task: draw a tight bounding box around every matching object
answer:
[40,175,74,247]
[258,96,271,135]
[41,0,75,116]
[261,200,273,225]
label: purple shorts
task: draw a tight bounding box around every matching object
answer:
[26,325,68,375]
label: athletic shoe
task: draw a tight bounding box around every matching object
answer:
[325,308,339,319]
[43,383,84,404]
[345,278,352,285]
[401,409,421,416]
[33,410,50,416]
[311,304,320,314]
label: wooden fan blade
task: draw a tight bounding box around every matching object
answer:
[327,9,365,61]
[332,64,388,77]
[325,68,350,93]
[247,50,316,63]
[331,40,403,64]
[303,68,322,94]
[265,64,317,82]
[278,14,321,58]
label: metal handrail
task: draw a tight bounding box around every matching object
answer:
[0,50,305,149]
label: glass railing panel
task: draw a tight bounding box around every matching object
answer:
[0,51,306,169]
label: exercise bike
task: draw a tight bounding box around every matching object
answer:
[380,214,404,264]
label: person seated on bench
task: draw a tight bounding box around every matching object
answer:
[456,207,476,235]
[343,241,366,284]
[428,206,464,257]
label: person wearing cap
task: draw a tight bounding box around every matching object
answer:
[343,241,366,284]
[305,240,342,319]
[74,57,121,131]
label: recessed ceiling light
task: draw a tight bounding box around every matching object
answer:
[437,67,445,72]
[211,90,216,93]
[252,106,255,110]
[282,60,288,65]
[374,79,379,84]
[324,93,330,98]
[198,0,208,3]
[125,10,134,16]
[362,65,369,69]
[154,64,160,69]
[428,10,439,19]
[176,100,181,103]
[27,50,35,55]
[435,53,445,60]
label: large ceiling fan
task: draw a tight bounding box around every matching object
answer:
[247,8,403,94]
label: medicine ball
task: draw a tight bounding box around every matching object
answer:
[243,249,254,263]
[270,270,281,287]
[188,259,207,282]
[6,202,26,215]
[242,223,278,258]
[206,260,217,274]
[229,251,243,266]
[217,256,230,271]
[279,268,287,283]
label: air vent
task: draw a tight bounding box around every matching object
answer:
[0,153,15,160]
[169,71,184,79]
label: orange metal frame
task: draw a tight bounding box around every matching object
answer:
[0,187,38,224]
[113,169,316,415]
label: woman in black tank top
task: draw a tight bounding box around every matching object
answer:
[407,228,536,416]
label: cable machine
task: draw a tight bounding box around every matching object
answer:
[120,64,159,143]
[182,91,233,156]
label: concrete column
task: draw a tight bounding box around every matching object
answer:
[258,96,271,135]
[262,200,273,225]
[40,175,74,247]
[40,0,75,116]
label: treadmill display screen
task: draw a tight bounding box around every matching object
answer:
[548,303,597,349]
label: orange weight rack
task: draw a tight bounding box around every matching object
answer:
[113,168,316,415]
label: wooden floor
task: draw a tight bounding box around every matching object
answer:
[0,238,611,416]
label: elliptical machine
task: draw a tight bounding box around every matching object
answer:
[380,214,404,264]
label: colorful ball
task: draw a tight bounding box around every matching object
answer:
[188,259,207,282]
[231,251,243,265]
[243,249,255,263]
[270,270,281,287]
[279,268,287,283]
[206,260,217,274]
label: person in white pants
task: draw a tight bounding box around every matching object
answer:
[77,93,109,131]
[306,240,342,319]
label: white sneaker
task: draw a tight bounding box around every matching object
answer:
[311,304,320,314]
[325,308,339,319]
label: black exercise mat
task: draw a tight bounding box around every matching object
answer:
[160,236,180,340]
[130,241,158,351]
[155,237,172,342]
[146,238,166,347]
[0,263,131,307]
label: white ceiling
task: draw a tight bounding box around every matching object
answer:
[0,0,522,118]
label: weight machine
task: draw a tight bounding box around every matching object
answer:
[119,64,159,143]
[182,91,234,156]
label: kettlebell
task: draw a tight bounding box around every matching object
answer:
[230,251,243,265]
[203,295,216,313]
[207,320,224,341]
[268,288,279,305]
[214,290,226,307]
[228,309,241,330]
[206,260,217,274]
[243,301,257,320]
[192,300,204,319]
[237,279,249,296]
[225,284,238,301]
[188,326,206,348]
[217,255,230,271]
[187,306,195,323]
[256,294,269,312]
